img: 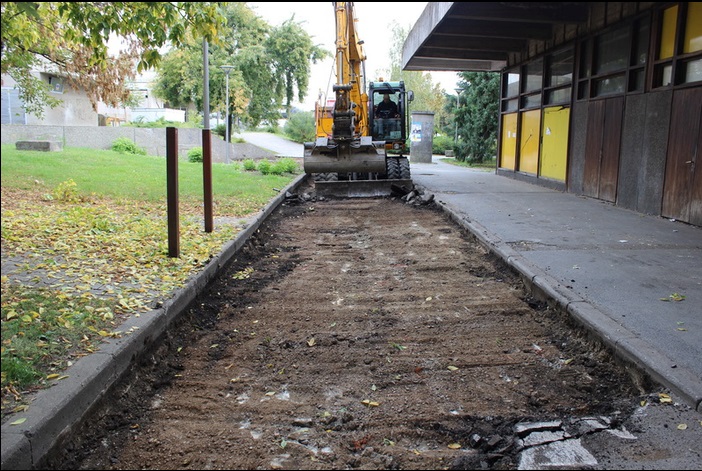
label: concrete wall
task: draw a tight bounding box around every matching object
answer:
[1,125,275,163]
[568,101,588,195]
[568,92,672,218]
[617,91,671,216]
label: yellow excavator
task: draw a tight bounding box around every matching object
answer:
[303,2,414,197]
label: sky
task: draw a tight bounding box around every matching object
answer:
[247,2,459,110]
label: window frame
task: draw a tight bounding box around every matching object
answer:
[576,14,651,101]
[650,2,702,90]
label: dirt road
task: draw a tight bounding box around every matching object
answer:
[51,184,695,470]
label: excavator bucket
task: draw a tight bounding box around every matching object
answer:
[313,179,413,198]
[303,136,386,174]
[304,137,412,198]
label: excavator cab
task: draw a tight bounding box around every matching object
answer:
[369,81,412,154]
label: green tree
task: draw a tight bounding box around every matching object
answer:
[0,2,225,117]
[386,23,451,128]
[152,4,329,129]
[266,17,328,117]
[455,72,500,163]
[283,111,316,143]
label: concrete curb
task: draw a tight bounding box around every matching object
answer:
[0,173,309,470]
[427,193,702,413]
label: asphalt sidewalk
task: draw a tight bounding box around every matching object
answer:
[410,157,702,412]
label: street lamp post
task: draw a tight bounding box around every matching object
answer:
[454,88,462,145]
[220,65,235,164]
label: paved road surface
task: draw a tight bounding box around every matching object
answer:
[238,131,304,158]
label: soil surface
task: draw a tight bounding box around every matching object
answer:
[50,181,667,470]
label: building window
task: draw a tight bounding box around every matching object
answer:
[501,69,520,112]
[516,59,544,111]
[545,47,573,105]
[577,16,650,100]
[48,76,64,94]
[652,2,702,88]
[524,59,543,93]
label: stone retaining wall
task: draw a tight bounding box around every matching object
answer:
[1,125,275,162]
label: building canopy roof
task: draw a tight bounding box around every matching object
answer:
[402,2,589,73]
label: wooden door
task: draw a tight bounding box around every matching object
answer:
[662,87,702,225]
[583,97,624,202]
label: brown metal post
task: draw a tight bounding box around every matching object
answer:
[202,129,213,233]
[166,127,180,257]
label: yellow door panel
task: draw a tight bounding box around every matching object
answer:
[540,106,570,181]
[500,113,517,169]
[519,110,541,174]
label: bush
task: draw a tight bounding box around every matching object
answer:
[187,147,203,163]
[284,111,316,143]
[52,179,81,203]
[432,134,455,155]
[257,160,272,175]
[111,137,146,155]
[243,159,257,171]
[273,158,299,174]
[213,123,226,139]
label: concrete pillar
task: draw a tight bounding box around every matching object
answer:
[409,111,434,163]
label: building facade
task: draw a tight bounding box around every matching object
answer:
[404,2,701,227]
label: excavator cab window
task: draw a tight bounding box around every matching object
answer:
[372,90,402,141]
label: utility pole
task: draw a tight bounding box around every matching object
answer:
[220,65,235,164]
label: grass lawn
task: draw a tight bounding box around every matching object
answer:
[1,144,301,416]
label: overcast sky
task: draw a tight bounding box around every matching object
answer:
[247,2,459,110]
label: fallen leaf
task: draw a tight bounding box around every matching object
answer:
[677,423,688,430]
[447,365,459,371]
[46,373,60,380]
[10,418,27,425]
[659,393,672,403]
[661,292,686,302]
[307,337,316,347]
[447,443,461,449]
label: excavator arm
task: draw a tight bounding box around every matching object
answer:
[332,1,369,139]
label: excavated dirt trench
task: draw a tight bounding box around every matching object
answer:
[50,183,657,470]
